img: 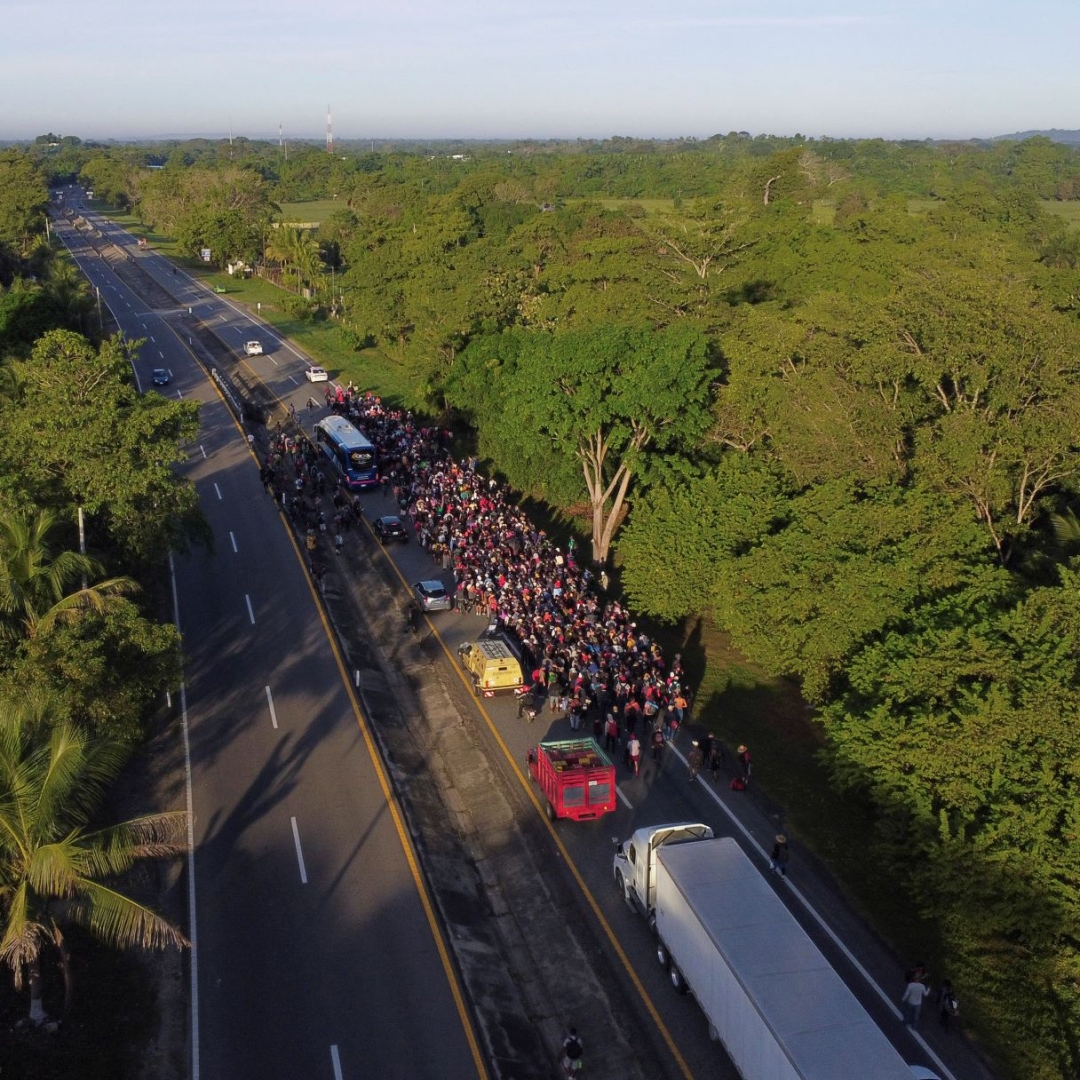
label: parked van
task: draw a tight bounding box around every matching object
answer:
[457,639,524,696]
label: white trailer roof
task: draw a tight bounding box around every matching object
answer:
[657,838,913,1080]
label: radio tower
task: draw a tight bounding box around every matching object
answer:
[279,120,287,160]
[326,105,333,154]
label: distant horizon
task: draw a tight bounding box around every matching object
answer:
[6,126,1073,146]
[5,0,1078,144]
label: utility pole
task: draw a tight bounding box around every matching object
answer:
[326,105,333,154]
[77,504,87,589]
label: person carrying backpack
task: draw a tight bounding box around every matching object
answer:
[651,727,665,762]
[938,980,959,1032]
[561,1027,584,1076]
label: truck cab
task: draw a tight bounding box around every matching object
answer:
[613,822,714,916]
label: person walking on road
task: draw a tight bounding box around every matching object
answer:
[736,744,752,786]
[687,741,705,782]
[627,735,641,776]
[901,976,932,1028]
[603,713,619,753]
[769,834,789,878]
[707,735,725,783]
[650,727,665,762]
[937,981,959,1032]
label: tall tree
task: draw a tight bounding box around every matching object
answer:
[453,324,715,563]
[0,330,203,565]
[0,152,49,258]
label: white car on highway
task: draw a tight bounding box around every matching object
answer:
[243,340,263,356]
[304,366,329,382]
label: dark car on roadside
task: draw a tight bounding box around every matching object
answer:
[373,515,408,544]
[413,579,453,612]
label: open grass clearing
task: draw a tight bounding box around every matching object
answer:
[562,197,677,213]
[1040,199,1080,228]
[276,198,349,225]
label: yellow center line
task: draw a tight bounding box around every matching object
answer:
[289,526,490,1080]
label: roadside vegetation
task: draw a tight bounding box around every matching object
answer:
[0,147,197,1074]
[12,130,1080,1079]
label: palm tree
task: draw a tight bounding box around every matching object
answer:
[265,225,321,293]
[1051,508,1080,547]
[0,698,188,1021]
[0,509,137,641]
[44,258,93,333]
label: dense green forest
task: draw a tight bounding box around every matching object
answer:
[0,147,196,1067]
[10,131,1080,1078]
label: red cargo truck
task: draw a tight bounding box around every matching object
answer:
[527,738,617,822]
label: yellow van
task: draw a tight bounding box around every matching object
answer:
[457,639,524,697]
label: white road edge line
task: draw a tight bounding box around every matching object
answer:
[330,1044,343,1080]
[265,686,278,730]
[199,444,206,459]
[616,785,633,810]
[229,531,238,553]
[213,483,222,500]
[245,594,255,625]
[666,740,957,1080]
[168,552,200,1080]
[290,817,308,884]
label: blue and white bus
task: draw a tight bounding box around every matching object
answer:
[314,415,378,489]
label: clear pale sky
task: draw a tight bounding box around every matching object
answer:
[4,0,1076,141]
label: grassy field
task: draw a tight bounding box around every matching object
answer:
[1041,199,1080,228]
[563,197,677,212]
[276,198,349,225]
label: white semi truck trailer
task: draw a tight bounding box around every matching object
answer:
[614,825,925,1080]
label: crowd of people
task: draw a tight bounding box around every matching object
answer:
[295,386,721,772]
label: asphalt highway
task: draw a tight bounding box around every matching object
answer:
[52,198,485,1080]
